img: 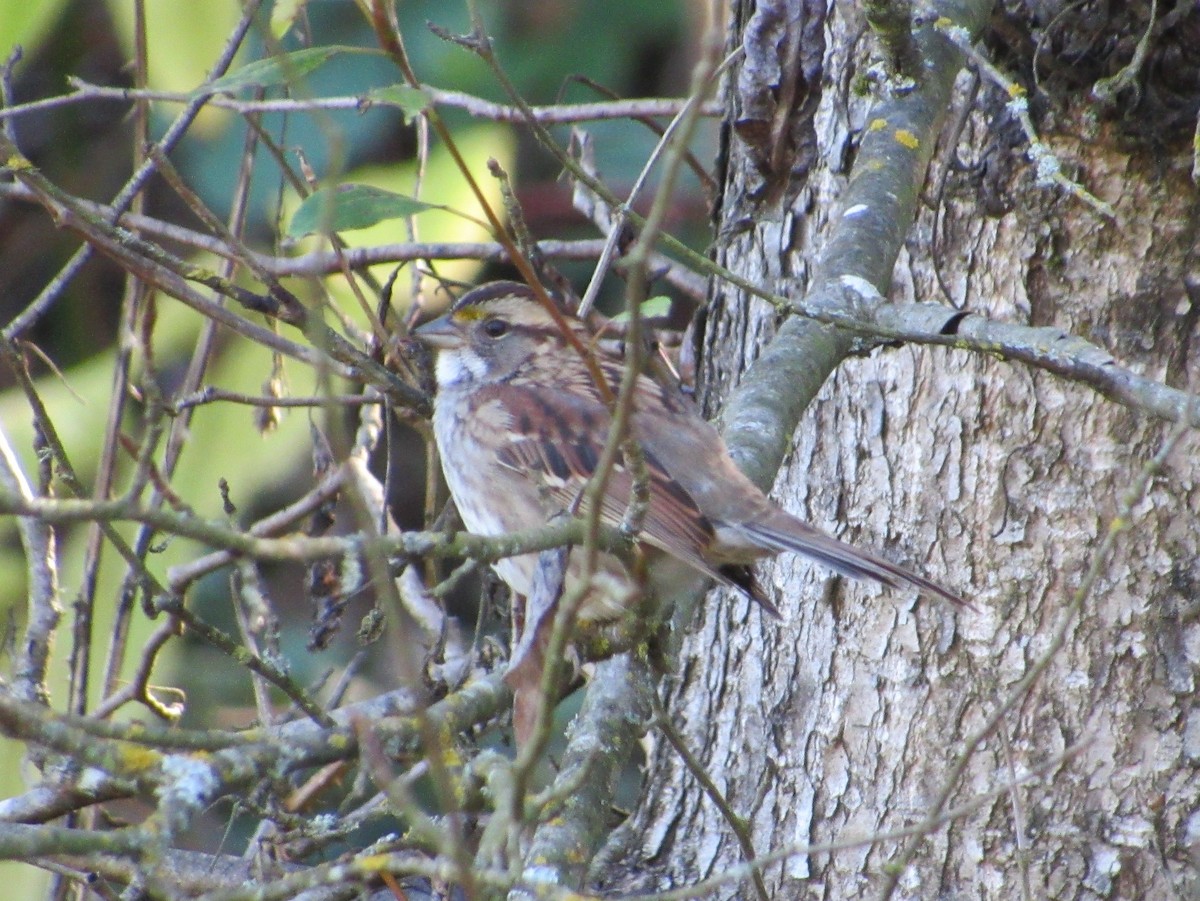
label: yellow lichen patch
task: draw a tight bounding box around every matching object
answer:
[565,845,589,865]
[894,129,920,149]
[115,742,162,774]
[355,854,392,872]
[868,118,888,132]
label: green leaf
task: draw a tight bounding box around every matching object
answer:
[608,295,673,323]
[269,0,309,40]
[367,84,432,121]
[288,184,444,237]
[197,45,369,96]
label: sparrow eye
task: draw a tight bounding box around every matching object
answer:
[482,318,509,338]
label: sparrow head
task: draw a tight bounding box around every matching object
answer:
[414,282,577,388]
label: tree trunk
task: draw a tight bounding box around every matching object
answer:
[621,1,1200,898]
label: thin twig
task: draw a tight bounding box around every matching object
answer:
[0,1,265,339]
[91,619,183,720]
[0,420,60,707]
[171,387,380,413]
[155,598,334,728]
[653,697,770,901]
[935,20,1115,218]
[0,79,717,124]
[575,48,739,319]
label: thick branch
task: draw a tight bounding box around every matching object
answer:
[0,673,511,823]
[513,656,655,900]
[721,0,992,485]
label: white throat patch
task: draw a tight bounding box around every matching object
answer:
[435,349,488,387]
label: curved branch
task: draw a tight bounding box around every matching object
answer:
[720,0,993,485]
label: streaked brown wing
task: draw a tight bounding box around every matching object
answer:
[484,383,723,581]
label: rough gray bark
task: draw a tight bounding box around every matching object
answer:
[621,1,1200,899]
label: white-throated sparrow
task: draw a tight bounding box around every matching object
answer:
[414,281,964,625]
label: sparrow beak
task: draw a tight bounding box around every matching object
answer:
[413,315,464,350]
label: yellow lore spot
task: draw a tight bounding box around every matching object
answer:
[894,129,920,149]
[868,118,888,132]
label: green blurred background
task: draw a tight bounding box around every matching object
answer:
[0,0,716,894]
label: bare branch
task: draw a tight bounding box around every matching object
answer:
[0,79,717,125]
[0,0,264,339]
[0,421,60,706]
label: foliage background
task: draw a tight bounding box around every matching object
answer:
[0,1,700,894]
